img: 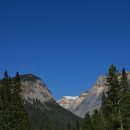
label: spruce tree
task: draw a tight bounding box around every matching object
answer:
[100,92,107,130]
[0,71,14,130]
[101,65,130,130]
[67,122,71,130]
[11,72,30,130]
[101,64,120,130]
[0,82,4,130]
[82,112,93,130]
[75,120,80,130]
[119,68,130,130]
[2,71,12,130]
[92,110,102,130]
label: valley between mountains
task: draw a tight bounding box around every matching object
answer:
[1,65,130,130]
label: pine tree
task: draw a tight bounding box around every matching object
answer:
[118,68,130,130]
[100,92,107,130]
[0,82,4,130]
[75,120,80,130]
[92,110,102,130]
[0,71,14,130]
[82,112,93,130]
[2,71,11,130]
[101,65,130,130]
[11,72,30,130]
[67,122,71,130]
[101,64,120,130]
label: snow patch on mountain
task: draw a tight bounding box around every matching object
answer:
[64,96,78,100]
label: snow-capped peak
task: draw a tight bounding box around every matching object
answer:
[64,96,78,100]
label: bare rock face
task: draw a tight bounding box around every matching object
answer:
[72,76,107,118]
[58,73,130,118]
[58,76,107,118]
[20,74,53,104]
[58,92,88,111]
[58,96,78,109]
[70,91,89,111]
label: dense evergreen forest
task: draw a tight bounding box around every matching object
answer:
[0,71,29,130]
[0,71,82,130]
[82,65,130,130]
[0,64,130,130]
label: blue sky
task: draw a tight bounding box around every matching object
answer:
[0,0,130,100]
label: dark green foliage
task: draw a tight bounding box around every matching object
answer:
[82,112,93,130]
[118,68,130,130]
[101,65,130,130]
[1,65,130,130]
[102,64,120,130]
[0,71,14,130]
[91,110,102,130]
[0,71,30,130]
[26,99,83,130]
[75,120,80,130]
[67,122,71,130]
[82,65,130,130]
[11,72,30,130]
[0,72,83,130]
[82,110,103,130]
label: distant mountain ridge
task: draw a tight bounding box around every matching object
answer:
[58,72,130,118]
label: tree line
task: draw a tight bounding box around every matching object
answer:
[0,71,29,130]
[0,64,130,130]
[82,64,130,130]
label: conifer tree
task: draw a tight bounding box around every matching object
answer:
[118,68,130,130]
[75,120,80,130]
[82,112,93,130]
[101,65,130,130]
[11,72,30,130]
[101,64,120,130]
[67,122,71,130]
[0,71,14,130]
[2,71,11,130]
[100,92,107,130]
[92,110,102,130]
[0,82,4,130]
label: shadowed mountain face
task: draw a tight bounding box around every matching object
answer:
[20,74,83,130]
[58,73,130,118]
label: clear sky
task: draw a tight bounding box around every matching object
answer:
[0,0,130,100]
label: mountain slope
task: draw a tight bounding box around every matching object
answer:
[58,72,130,118]
[58,96,78,109]
[58,92,88,111]
[20,74,83,130]
[71,76,107,118]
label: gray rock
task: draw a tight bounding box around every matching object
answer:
[58,73,130,118]
[20,74,53,104]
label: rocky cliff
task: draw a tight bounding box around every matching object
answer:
[20,74,53,104]
[58,72,130,118]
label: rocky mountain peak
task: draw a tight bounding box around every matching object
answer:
[17,74,83,130]
[79,91,89,97]
[58,73,130,118]
[20,74,53,104]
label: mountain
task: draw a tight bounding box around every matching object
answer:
[20,74,53,104]
[58,72,130,118]
[58,92,88,112]
[57,96,78,109]
[20,74,83,130]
